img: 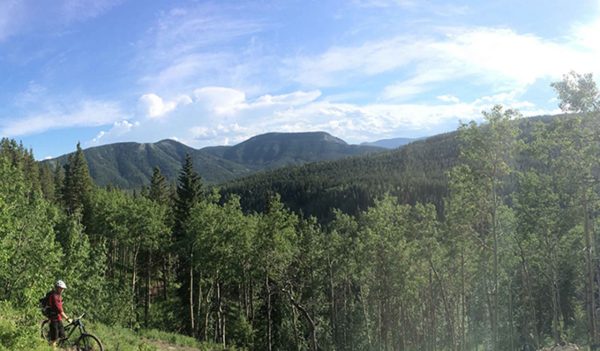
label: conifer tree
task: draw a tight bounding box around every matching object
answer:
[148,166,171,206]
[174,154,202,240]
[62,142,93,215]
[173,153,203,335]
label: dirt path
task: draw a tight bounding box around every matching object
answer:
[146,339,206,351]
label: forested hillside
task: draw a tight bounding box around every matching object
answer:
[43,132,384,189]
[220,114,569,222]
[2,71,600,351]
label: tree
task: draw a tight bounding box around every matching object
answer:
[62,143,93,215]
[173,153,203,335]
[551,71,599,114]
[449,105,520,350]
[550,72,600,345]
[147,166,171,206]
[254,195,298,351]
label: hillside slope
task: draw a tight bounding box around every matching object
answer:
[205,131,382,169]
[43,132,384,188]
[221,114,567,221]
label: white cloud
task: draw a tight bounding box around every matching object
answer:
[437,95,460,103]
[287,24,600,96]
[90,120,139,145]
[193,87,246,115]
[137,3,265,93]
[139,93,192,118]
[87,84,557,150]
[1,100,124,136]
[139,87,322,119]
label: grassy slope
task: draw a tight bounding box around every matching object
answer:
[0,302,235,351]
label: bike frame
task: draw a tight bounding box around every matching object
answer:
[62,318,88,343]
[42,313,89,346]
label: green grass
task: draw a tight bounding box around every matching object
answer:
[88,323,157,351]
[0,301,234,351]
[139,328,243,350]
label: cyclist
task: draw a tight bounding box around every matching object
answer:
[48,280,72,348]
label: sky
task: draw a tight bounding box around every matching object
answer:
[1,0,599,159]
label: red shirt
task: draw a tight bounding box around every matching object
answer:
[48,292,64,321]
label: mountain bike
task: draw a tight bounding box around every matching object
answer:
[41,313,103,351]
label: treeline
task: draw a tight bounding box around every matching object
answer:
[1,71,600,351]
[221,130,458,223]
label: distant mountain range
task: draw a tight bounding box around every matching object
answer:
[43,132,386,189]
[361,137,418,149]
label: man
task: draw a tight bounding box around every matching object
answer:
[48,279,72,347]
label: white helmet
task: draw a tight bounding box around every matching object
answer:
[55,280,67,289]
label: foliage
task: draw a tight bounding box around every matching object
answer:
[3,72,600,351]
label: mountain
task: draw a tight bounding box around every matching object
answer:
[220,114,571,222]
[222,131,457,221]
[361,137,418,149]
[43,132,385,189]
[205,132,383,169]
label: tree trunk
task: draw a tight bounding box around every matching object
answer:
[266,273,273,351]
[285,288,319,351]
[145,253,151,327]
[492,186,499,351]
[189,253,195,335]
[584,194,597,345]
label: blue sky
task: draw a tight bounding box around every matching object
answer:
[1,0,599,159]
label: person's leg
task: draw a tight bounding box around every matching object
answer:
[58,321,65,340]
[49,321,59,348]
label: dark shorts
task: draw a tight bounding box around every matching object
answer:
[49,320,65,341]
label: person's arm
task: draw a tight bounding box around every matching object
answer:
[60,311,71,323]
[54,295,71,323]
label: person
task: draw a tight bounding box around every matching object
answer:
[48,279,72,347]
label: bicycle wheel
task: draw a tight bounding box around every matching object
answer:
[75,333,103,351]
[40,320,50,340]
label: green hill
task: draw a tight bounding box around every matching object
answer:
[221,131,458,221]
[220,114,568,221]
[205,131,383,169]
[43,132,384,189]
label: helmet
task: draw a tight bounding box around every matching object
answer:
[55,280,67,289]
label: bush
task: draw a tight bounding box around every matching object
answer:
[0,301,52,351]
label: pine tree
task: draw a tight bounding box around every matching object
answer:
[62,142,93,215]
[174,154,202,240]
[148,166,171,206]
[173,153,203,335]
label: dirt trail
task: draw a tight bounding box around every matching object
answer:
[147,339,205,351]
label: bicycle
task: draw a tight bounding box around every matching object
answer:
[40,313,103,351]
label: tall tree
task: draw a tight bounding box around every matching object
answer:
[148,166,171,206]
[62,142,93,215]
[551,71,600,345]
[450,105,519,350]
[173,153,203,335]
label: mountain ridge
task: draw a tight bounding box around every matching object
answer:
[42,131,386,188]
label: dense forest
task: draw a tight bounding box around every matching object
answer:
[1,71,600,351]
[43,132,384,189]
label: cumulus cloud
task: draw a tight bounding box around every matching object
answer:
[87,84,557,149]
[90,120,139,145]
[139,94,192,118]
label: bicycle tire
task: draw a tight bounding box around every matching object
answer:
[40,320,49,340]
[75,333,104,351]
